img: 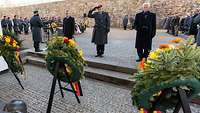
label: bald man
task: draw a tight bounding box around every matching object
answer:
[134,3,156,62]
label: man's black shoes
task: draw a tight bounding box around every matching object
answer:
[35,49,43,52]
[95,54,104,58]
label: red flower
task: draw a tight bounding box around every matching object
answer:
[64,38,69,43]
[9,38,14,45]
[139,58,145,70]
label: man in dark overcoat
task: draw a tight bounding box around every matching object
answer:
[30,11,43,52]
[123,15,128,30]
[88,5,110,57]
[63,10,75,39]
[19,17,24,34]
[134,3,156,62]
[23,17,29,34]
[13,15,20,35]
[189,10,199,42]
[1,16,8,35]
[7,17,13,32]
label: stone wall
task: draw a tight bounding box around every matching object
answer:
[0,0,200,27]
[0,0,140,27]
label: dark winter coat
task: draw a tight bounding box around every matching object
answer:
[30,15,43,42]
[123,16,128,27]
[63,16,75,39]
[189,14,198,35]
[88,9,110,45]
[134,11,156,50]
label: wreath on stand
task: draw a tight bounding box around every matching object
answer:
[132,37,200,112]
[46,36,86,82]
[0,30,25,75]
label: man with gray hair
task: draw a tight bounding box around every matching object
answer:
[134,2,156,62]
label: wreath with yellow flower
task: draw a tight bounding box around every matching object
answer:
[46,36,86,82]
[132,37,200,112]
[0,30,23,73]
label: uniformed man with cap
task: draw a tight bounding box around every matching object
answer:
[88,5,110,57]
[30,10,43,52]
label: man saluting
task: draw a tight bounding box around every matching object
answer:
[134,3,156,62]
[88,5,110,57]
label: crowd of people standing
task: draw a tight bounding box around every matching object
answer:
[162,9,200,46]
[1,15,30,35]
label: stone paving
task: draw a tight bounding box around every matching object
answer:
[20,28,177,69]
[0,65,136,113]
[0,65,200,113]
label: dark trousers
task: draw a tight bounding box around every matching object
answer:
[137,48,150,59]
[124,26,127,30]
[34,41,40,51]
[96,45,105,55]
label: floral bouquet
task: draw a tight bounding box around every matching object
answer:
[46,36,86,82]
[0,31,24,74]
[132,37,200,112]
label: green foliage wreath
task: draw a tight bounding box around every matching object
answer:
[46,36,86,82]
[0,30,23,73]
[132,37,200,111]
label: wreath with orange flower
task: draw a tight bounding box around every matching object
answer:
[132,37,200,112]
[0,30,23,73]
[46,36,86,82]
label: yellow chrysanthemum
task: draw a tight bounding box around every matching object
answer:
[149,52,158,59]
[69,39,77,47]
[16,52,20,62]
[13,43,17,48]
[79,50,84,57]
[146,59,152,64]
[5,37,10,43]
[13,40,18,44]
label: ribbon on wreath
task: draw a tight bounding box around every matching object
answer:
[66,81,81,96]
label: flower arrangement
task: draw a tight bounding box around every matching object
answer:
[0,30,23,73]
[132,37,200,112]
[46,36,86,82]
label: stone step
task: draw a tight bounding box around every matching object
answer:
[85,67,135,88]
[27,51,136,74]
[25,56,135,88]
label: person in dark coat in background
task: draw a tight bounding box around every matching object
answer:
[189,10,199,42]
[63,10,75,39]
[184,13,192,35]
[1,16,8,34]
[179,17,185,33]
[129,15,135,30]
[164,17,171,33]
[88,5,110,57]
[19,17,24,34]
[193,12,200,46]
[23,17,29,34]
[30,11,43,52]
[174,15,180,36]
[123,15,128,30]
[13,15,20,35]
[7,17,13,32]
[134,3,156,62]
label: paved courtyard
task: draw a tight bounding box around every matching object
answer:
[0,29,200,112]
[0,65,136,113]
[0,65,200,113]
[21,28,178,68]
